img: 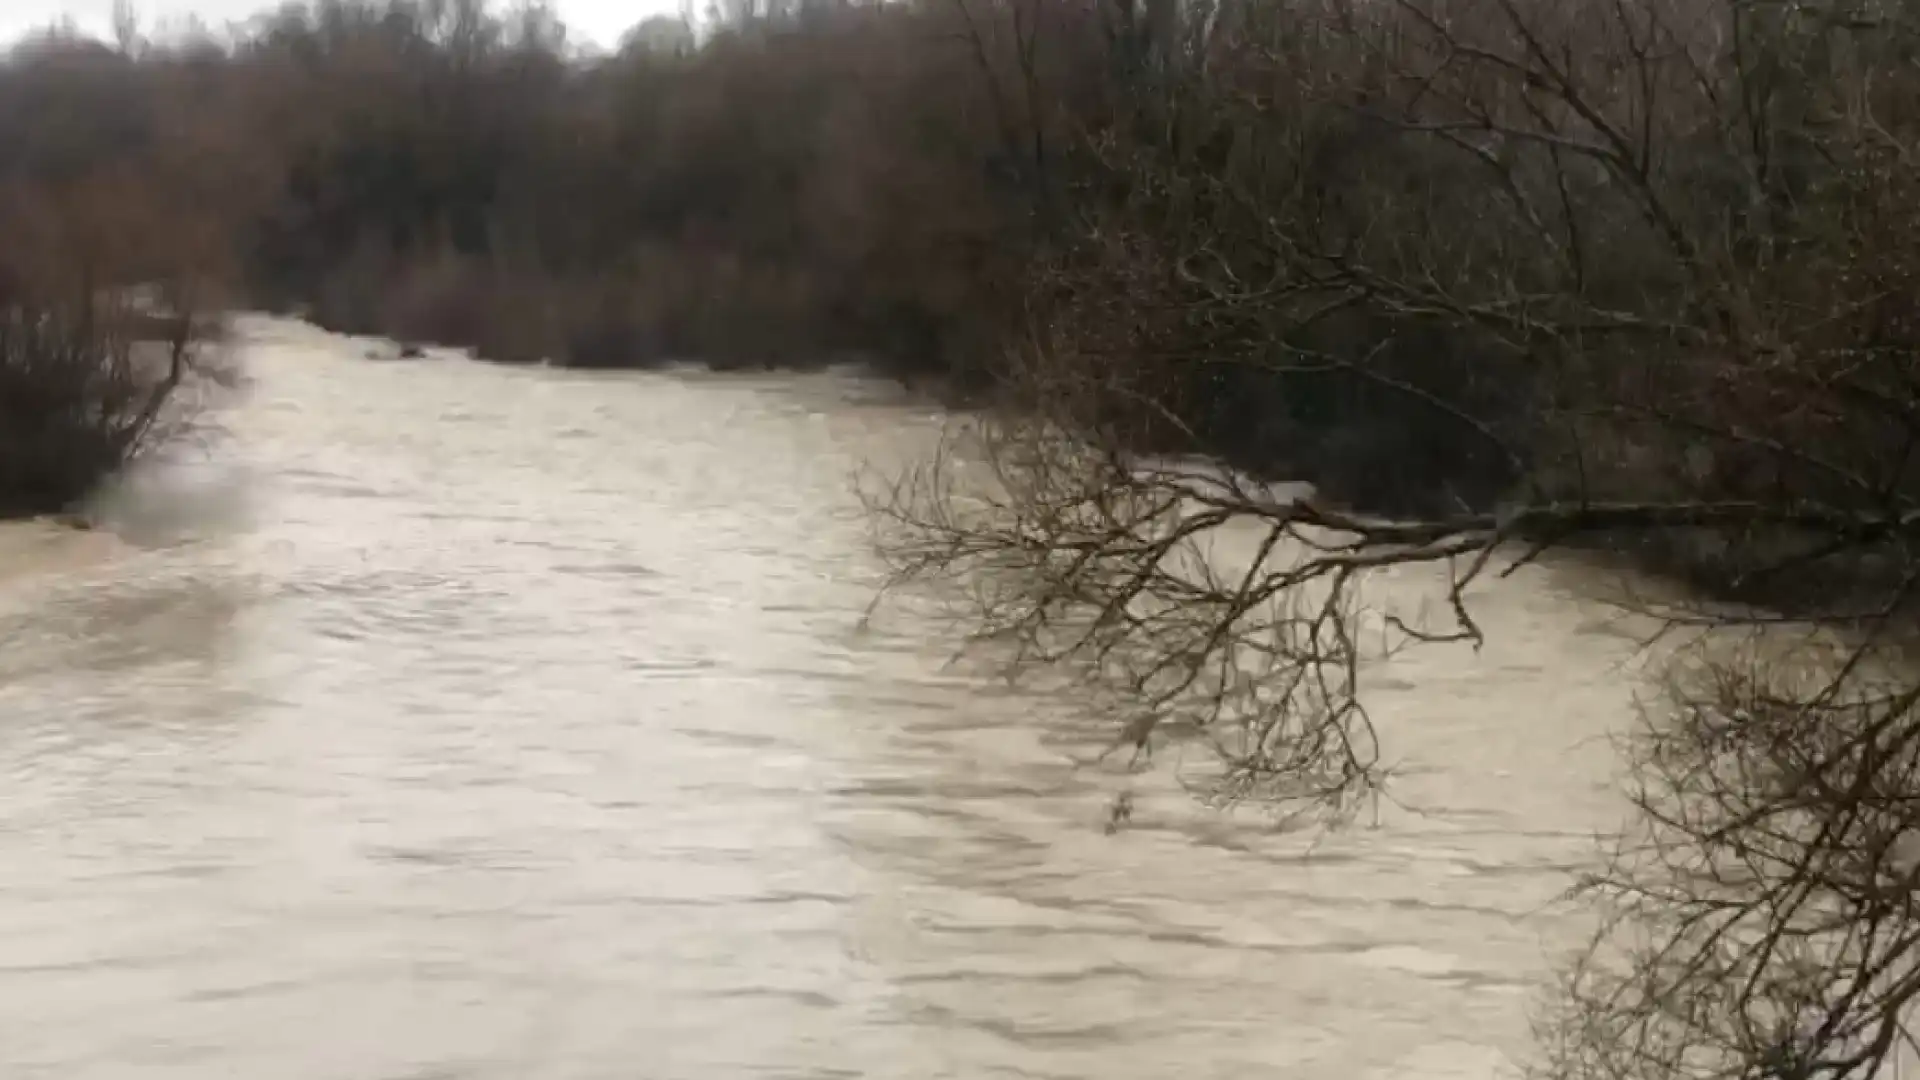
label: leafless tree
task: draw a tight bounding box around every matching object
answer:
[0,165,233,519]
[872,0,1920,1075]
[0,286,229,519]
[1535,639,1920,1080]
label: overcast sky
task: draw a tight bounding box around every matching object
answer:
[0,0,679,50]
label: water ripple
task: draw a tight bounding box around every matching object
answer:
[0,317,1641,1080]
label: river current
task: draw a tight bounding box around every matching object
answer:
[0,315,1646,1079]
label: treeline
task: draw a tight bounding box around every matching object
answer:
[0,0,1060,514]
[865,5,1920,1075]
[2,0,1051,379]
[1,0,1512,506]
[5,0,1920,577]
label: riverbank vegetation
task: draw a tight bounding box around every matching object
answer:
[867,2,1920,1076]
[10,0,1920,1073]
[858,2,1920,1078]
[1,0,1038,378]
[0,70,234,518]
[10,0,1916,531]
[0,292,220,519]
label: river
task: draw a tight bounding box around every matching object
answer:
[0,315,1649,1079]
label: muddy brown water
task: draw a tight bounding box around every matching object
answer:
[0,315,1649,1079]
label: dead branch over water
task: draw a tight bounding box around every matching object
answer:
[873,0,1920,1075]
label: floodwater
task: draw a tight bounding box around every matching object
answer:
[0,316,1650,1079]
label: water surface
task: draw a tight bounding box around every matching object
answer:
[0,316,1641,1079]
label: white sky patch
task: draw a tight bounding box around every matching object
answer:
[1,0,681,50]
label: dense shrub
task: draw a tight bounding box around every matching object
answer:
[0,295,222,517]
